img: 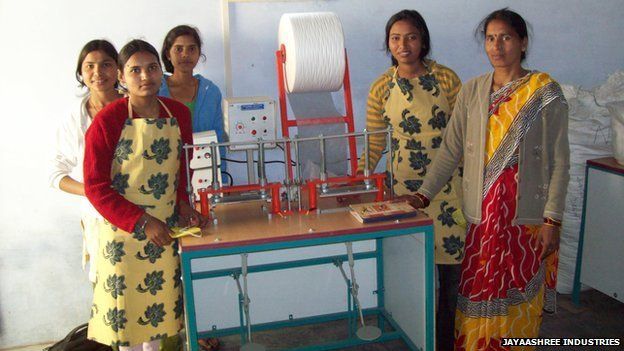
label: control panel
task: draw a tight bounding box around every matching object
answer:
[190,130,222,200]
[224,96,277,150]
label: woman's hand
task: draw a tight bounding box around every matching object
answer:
[395,193,428,209]
[178,201,209,228]
[535,224,560,260]
[142,214,173,247]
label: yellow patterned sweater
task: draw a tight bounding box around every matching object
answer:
[358,60,461,171]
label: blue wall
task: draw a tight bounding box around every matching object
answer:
[0,0,622,347]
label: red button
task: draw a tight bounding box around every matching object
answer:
[262,116,267,120]
[251,130,257,135]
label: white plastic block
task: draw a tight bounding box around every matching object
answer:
[190,131,221,169]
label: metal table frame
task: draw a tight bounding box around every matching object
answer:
[572,157,624,305]
[180,221,434,351]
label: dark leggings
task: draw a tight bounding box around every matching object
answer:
[436,264,462,351]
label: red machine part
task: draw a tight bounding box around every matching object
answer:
[276,44,358,181]
[197,183,283,215]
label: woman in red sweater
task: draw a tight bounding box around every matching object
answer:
[84,39,206,349]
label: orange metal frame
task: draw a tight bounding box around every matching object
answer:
[306,174,385,210]
[275,45,386,210]
[275,44,359,180]
[198,183,282,216]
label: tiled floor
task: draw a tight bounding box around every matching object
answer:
[4,289,623,351]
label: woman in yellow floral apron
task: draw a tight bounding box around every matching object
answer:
[358,10,465,351]
[84,39,205,350]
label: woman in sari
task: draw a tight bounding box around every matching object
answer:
[408,8,569,350]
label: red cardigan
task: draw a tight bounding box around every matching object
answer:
[84,97,193,233]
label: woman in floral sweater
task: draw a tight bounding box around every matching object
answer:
[84,39,206,349]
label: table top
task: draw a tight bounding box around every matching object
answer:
[180,198,432,252]
[587,157,624,175]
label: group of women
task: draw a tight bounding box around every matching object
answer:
[50,26,220,351]
[359,7,568,351]
[50,7,568,351]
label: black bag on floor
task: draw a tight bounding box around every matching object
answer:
[44,323,112,351]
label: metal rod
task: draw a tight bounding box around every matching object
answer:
[293,137,302,211]
[336,264,356,335]
[282,140,292,212]
[387,128,394,198]
[182,129,391,150]
[232,273,246,344]
[319,135,327,194]
[363,129,370,178]
[246,149,256,184]
[184,145,193,205]
[257,139,266,187]
[345,243,365,326]
[210,143,220,192]
[317,186,379,198]
[241,253,252,342]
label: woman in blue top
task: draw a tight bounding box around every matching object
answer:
[159,25,226,166]
[158,25,224,351]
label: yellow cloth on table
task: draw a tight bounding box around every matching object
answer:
[170,226,202,238]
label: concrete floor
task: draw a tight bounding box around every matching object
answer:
[537,289,624,349]
[215,289,624,350]
[4,289,623,351]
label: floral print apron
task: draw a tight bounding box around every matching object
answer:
[88,99,184,346]
[384,67,465,264]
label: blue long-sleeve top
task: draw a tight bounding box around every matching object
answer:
[159,74,227,168]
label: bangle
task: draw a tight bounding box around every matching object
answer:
[414,193,430,208]
[543,217,562,227]
[134,215,149,235]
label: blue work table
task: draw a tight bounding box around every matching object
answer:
[179,201,435,350]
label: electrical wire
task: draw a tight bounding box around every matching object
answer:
[221,171,234,186]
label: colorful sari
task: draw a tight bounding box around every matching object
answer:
[454,72,560,351]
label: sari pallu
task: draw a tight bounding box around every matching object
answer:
[454,73,560,351]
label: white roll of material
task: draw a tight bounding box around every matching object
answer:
[278,12,346,93]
